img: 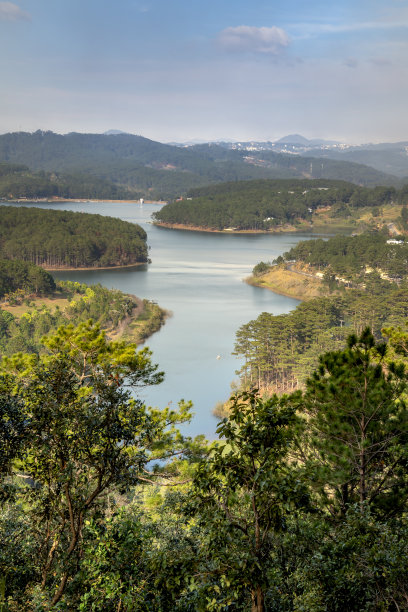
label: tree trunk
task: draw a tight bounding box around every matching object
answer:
[51,571,69,606]
[251,586,265,612]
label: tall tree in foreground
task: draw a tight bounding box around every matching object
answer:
[0,376,26,502]
[189,390,308,612]
[2,321,191,607]
[299,328,408,516]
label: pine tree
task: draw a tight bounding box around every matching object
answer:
[299,328,408,516]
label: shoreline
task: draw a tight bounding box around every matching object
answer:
[1,289,167,346]
[2,198,166,205]
[153,221,300,234]
[246,265,328,301]
[245,276,306,301]
[45,261,147,272]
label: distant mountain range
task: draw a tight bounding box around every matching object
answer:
[275,134,340,146]
[195,135,408,179]
[0,130,404,200]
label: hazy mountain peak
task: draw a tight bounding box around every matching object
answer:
[276,134,310,145]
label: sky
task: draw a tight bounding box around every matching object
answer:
[1,0,408,144]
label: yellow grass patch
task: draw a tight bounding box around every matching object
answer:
[247,265,326,301]
[1,294,71,318]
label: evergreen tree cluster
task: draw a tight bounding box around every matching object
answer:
[234,283,408,393]
[0,258,55,298]
[280,231,408,281]
[0,162,135,201]
[0,325,408,610]
[0,206,148,268]
[154,179,401,230]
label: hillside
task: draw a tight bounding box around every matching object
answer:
[302,141,408,178]
[0,275,166,355]
[237,231,408,393]
[215,136,408,180]
[278,231,408,284]
[191,143,398,187]
[0,131,400,200]
[153,179,401,232]
[0,162,138,201]
[0,206,148,268]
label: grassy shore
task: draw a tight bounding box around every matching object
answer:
[246,265,328,301]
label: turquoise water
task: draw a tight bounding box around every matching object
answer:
[1,201,316,438]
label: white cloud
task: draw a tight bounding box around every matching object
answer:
[217,25,290,55]
[0,2,30,21]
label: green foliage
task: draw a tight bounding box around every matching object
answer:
[234,280,408,392]
[281,231,408,283]
[400,205,408,230]
[252,261,270,277]
[1,328,408,609]
[0,507,40,607]
[290,509,408,611]
[72,502,201,611]
[0,162,133,201]
[0,132,397,200]
[300,328,408,516]
[154,179,399,230]
[0,281,161,357]
[0,321,191,607]
[234,298,347,391]
[0,206,148,268]
[0,376,26,497]
[0,259,55,298]
[186,390,309,611]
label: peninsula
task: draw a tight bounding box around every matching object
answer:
[0,260,166,355]
[0,206,149,269]
[248,231,408,300]
[153,178,402,233]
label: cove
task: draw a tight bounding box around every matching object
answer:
[1,201,318,438]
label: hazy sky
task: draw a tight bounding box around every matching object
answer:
[1,0,407,143]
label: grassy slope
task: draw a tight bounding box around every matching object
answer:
[247,265,327,301]
[311,203,404,233]
[1,291,167,345]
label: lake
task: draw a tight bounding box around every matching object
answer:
[2,201,320,439]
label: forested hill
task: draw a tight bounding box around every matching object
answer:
[0,206,148,268]
[233,282,408,394]
[300,140,408,178]
[190,143,399,186]
[153,179,400,231]
[0,131,399,199]
[0,258,56,297]
[279,231,408,282]
[0,162,138,201]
